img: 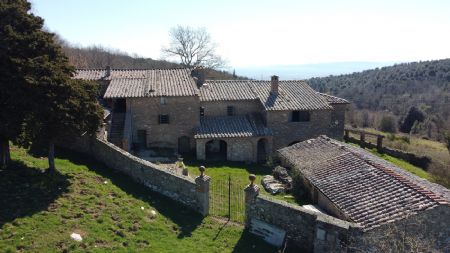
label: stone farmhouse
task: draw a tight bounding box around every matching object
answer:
[74,68,348,162]
[276,136,450,251]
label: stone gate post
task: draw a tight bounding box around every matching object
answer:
[195,166,210,216]
[244,174,260,227]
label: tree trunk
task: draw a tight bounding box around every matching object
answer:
[48,141,56,173]
[0,136,11,167]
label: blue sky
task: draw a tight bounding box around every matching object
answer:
[31,0,450,68]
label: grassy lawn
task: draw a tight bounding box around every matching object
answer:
[0,147,276,253]
[184,159,300,210]
[367,149,433,180]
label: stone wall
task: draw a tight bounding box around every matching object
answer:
[200,100,262,117]
[349,205,450,252]
[266,109,337,150]
[328,104,346,140]
[245,194,355,253]
[63,136,209,215]
[196,136,272,162]
[128,96,200,151]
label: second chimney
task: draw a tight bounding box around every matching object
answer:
[105,66,111,77]
[271,75,279,94]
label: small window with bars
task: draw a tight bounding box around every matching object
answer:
[159,114,170,124]
[200,107,205,117]
[227,106,234,116]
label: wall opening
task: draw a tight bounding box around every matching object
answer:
[257,138,268,163]
[178,136,191,154]
[114,99,126,113]
[205,140,227,160]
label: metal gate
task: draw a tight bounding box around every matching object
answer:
[209,176,246,223]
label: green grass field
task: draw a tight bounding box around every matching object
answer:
[183,159,302,224]
[0,147,276,253]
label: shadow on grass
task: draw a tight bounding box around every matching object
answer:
[0,160,70,228]
[54,148,203,239]
[232,229,278,253]
[183,156,273,176]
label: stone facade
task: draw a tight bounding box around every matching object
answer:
[127,96,200,152]
[196,136,273,162]
[201,100,263,117]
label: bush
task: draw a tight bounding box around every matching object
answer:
[445,132,450,154]
[291,170,311,203]
[379,115,397,133]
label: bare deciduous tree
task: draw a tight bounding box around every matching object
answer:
[161,25,225,69]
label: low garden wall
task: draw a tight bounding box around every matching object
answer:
[61,136,209,215]
[244,185,359,253]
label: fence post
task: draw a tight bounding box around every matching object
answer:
[195,166,210,216]
[244,174,260,227]
[376,135,384,152]
[359,132,365,148]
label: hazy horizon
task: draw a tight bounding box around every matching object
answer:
[30,0,450,70]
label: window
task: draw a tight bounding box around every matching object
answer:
[227,106,234,116]
[200,107,205,117]
[159,114,169,124]
[160,97,167,105]
[291,111,310,122]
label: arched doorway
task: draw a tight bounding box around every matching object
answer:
[257,138,268,163]
[205,140,227,160]
[178,136,190,154]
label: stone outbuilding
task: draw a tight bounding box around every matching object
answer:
[74,68,349,162]
[277,136,450,252]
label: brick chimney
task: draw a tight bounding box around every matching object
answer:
[271,75,279,94]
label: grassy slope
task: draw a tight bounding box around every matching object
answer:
[0,147,275,253]
[367,149,432,180]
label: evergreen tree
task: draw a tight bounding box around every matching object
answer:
[399,107,425,133]
[0,0,103,171]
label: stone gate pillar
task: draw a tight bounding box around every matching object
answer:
[195,166,210,216]
[244,174,260,227]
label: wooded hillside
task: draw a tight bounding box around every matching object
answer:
[55,36,242,80]
[309,59,450,140]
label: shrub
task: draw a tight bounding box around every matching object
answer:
[291,170,311,203]
[445,132,450,154]
[379,115,397,133]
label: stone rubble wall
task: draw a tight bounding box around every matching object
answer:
[246,194,356,253]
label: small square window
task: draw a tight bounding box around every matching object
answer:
[200,107,205,117]
[292,111,310,122]
[227,106,234,116]
[159,114,169,124]
[160,97,167,105]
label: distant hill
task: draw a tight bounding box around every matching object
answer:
[308,59,450,140]
[235,62,395,80]
[55,36,243,80]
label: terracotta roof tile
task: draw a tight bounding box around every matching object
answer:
[195,114,272,139]
[278,136,450,231]
[199,80,333,111]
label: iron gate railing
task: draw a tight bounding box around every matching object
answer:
[209,176,246,223]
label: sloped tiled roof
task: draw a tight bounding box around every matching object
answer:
[277,136,450,231]
[200,80,257,101]
[91,69,199,98]
[317,92,350,104]
[74,69,150,80]
[199,80,333,111]
[195,114,272,139]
